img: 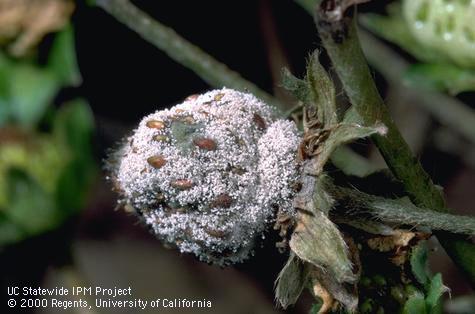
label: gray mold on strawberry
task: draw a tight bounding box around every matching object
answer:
[108,88,301,266]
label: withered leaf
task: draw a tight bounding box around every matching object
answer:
[290,209,355,284]
[274,253,309,309]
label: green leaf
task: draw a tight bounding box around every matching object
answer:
[403,294,428,314]
[0,23,81,128]
[53,100,96,213]
[55,161,88,216]
[274,253,309,309]
[309,302,323,314]
[0,51,60,128]
[425,274,448,312]
[0,52,12,126]
[5,169,58,236]
[53,99,94,159]
[410,243,431,287]
[0,213,24,245]
[0,101,9,127]
[48,24,82,87]
[9,64,59,127]
[410,245,448,313]
[0,100,96,246]
[404,63,475,95]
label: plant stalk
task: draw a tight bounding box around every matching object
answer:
[329,184,475,236]
[297,1,475,156]
[95,0,287,113]
[313,0,475,284]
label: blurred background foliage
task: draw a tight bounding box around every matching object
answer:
[362,0,475,95]
[0,0,474,313]
[0,0,95,245]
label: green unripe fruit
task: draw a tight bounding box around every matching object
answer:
[404,0,475,68]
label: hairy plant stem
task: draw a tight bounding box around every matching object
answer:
[95,0,287,113]
[328,184,475,236]
[298,0,475,147]
[313,0,475,284]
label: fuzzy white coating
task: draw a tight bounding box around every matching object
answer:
[110,88,301,265]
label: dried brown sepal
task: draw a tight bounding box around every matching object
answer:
[297,142,307,161]
[366,230,429,253]
[312,280,337,314]
[340,234,362,282]
[274,210,294,239]
[309,265,358,313]
[366,230,431,266]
